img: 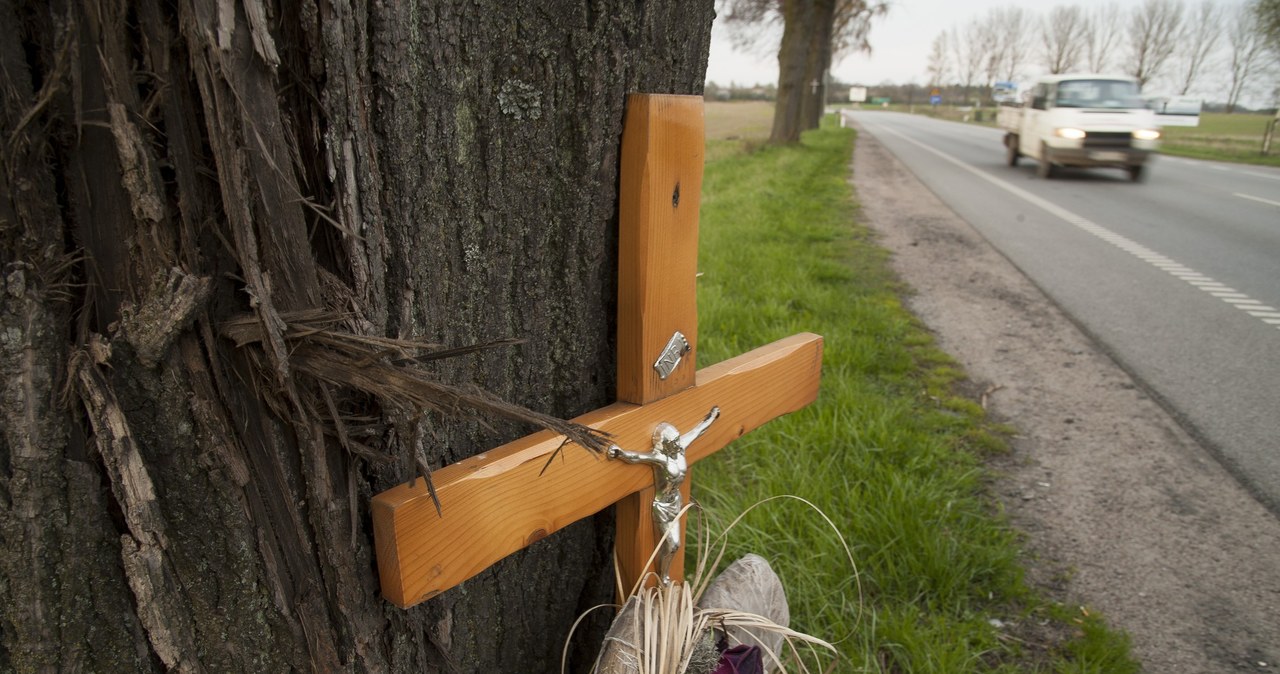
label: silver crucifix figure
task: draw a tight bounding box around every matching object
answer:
[607,405,720,585]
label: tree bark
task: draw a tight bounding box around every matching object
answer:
[770,0,835,144]
[0,1,713,671]
[800,4,836,132]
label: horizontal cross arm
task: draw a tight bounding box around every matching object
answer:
[371,332,823,608]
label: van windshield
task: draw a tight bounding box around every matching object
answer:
[1054,80,1144,109]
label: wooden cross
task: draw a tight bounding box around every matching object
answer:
[371,94,824,609]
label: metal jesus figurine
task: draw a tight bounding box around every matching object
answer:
[607,406,720,585]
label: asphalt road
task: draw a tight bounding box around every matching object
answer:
[848,110,1280,514]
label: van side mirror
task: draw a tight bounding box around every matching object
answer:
[1031,95,1047,110]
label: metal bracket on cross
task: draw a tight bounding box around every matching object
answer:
[371,93,824,609]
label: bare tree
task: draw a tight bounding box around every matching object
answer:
[1226,0,1272,111]
[1126,0,1187,87]
[1174,1,1224,94]
[720,0,888,143]
[1258,0,1280,54]
[976,12,1004,88]
[927,30,952,87]
[952,23,985,101]
[767,0,836,143]
[1043,5,1088,74]
[832,0,889,56]
[1084,2,1125,72]
[995,6,1035,82]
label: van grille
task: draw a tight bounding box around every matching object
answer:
[1083,132,1132,148]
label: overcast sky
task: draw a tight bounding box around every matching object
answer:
[705,0,1255,99]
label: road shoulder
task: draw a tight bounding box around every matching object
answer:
[851,125,1280,674]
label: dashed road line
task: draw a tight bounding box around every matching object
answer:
[867,121,1280,332]
[1234,192,1280,208]
[1146,156,1279,182]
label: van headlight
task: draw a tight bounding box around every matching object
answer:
[1054,127,1086,140]
[1132,129,1162,141]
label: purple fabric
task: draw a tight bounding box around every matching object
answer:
[711,644,763,674]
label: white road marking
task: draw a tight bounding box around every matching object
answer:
[1234,192,1280,208]
[1157,157,1278,182]
[868,121,1280,332]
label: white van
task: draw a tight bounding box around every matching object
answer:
[998,75,1162,181]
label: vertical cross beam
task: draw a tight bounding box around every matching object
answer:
[614,94,705,592]
[368,92,824,610]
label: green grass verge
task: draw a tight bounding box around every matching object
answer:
[690,117,1140,673]
[1159,113,1280,166]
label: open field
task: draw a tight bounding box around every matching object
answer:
[694,105,1137,672]
[705,100,775,140]
[1159,112,1280,165]
[704,101,775,161]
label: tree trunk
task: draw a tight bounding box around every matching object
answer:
[0,1,713,671]
[799,3,835,132]
[770,0,835,144]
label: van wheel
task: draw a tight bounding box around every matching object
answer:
[1128,165,1145,182]
[1006,136,1020,166]
[1037,145,1056,179]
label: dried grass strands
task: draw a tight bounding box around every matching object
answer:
[579,581,839,674]
[575,496,857,673]
[290,346,609,453]
[220,311,612,455]
[224,310,527,370]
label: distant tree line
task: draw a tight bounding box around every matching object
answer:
[704,81,779,101]
[705,0,1278,116]
[924,0,1280,113]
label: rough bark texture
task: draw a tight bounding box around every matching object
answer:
[0,0,713,671]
